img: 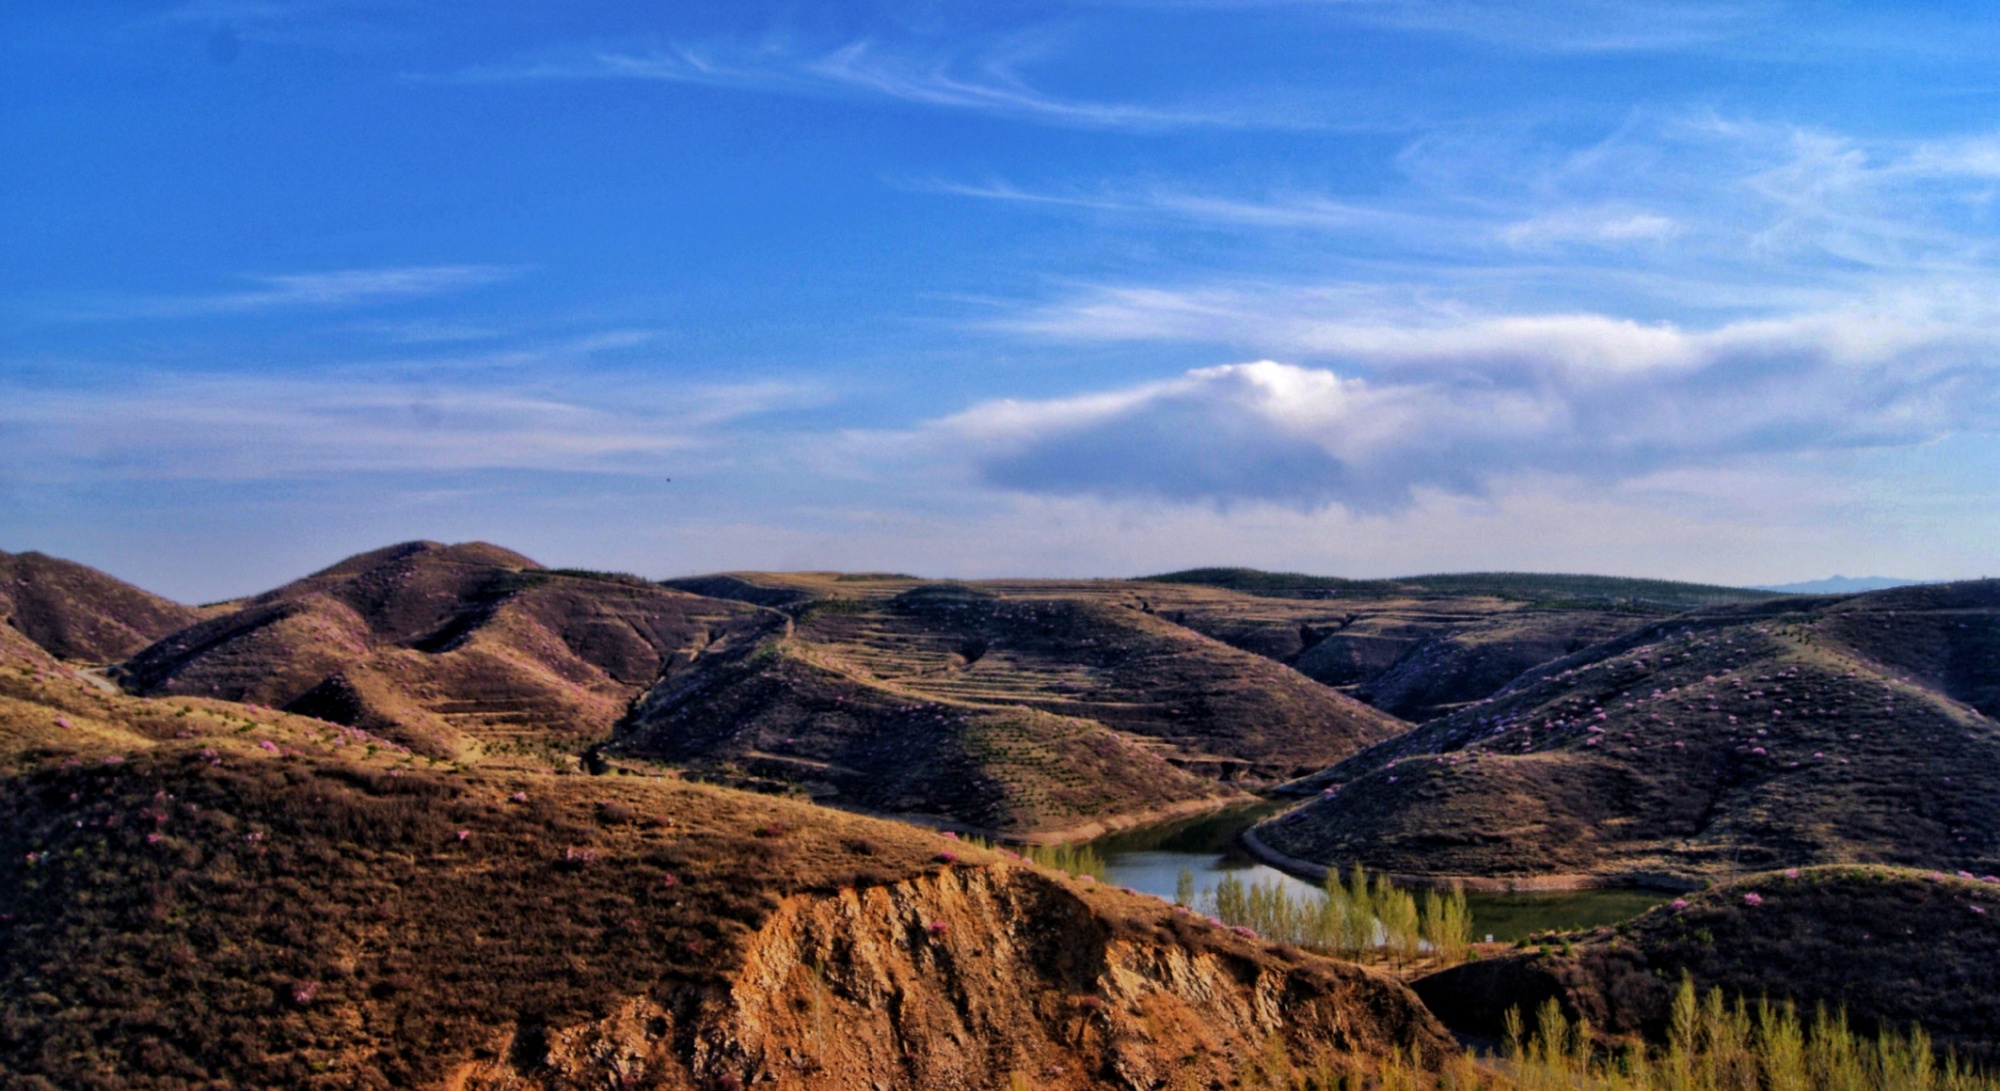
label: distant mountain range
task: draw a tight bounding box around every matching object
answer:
[1753,575,1931,594]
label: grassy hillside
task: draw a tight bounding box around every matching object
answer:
[0,652,1452,1090]
[0,550,205,663]
[1256,581,2000,884]
[115,542,774,762]
[1415,867,2000,1064]
[610,576,1410,835]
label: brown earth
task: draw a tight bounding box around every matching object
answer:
[0,661,1453,1090]
[1135,569,1772,723]
[0,550,206,663]
[1413,866,2000,1064]
[1253,581,2000,885]
[114,542,775,762]
[623,575,1409,834]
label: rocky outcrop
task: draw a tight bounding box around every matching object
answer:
[456,865,1453,1090]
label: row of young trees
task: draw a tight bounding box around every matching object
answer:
[1180,862,1474,965]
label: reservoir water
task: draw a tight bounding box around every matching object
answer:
[1082,800,1672,943]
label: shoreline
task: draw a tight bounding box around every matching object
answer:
[811,789,1263,846]
[1237,826,1704,894]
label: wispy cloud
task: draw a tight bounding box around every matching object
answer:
[62,265,524,321]
[1132,0,1778,54]
[441,37,1297,131]
[1332,0,1775,53]
[907,178,1456,236]
[0,360,814,482]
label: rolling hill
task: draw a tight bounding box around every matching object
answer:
[621,574,1411,836]
[0,549,205,663]
[1415,866,2000,1063]
[1250,581,2000,886]
[0,641,1452,1090]
[114,542,775,761]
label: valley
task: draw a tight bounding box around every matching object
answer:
[1,543,1997,1087]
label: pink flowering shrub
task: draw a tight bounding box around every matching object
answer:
[1743,892,1763,907]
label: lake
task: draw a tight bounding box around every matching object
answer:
[1081,800,1673,943]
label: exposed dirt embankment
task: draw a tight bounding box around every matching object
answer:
[460,865,1453,1090]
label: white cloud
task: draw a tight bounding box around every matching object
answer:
[919,296,2000,511]
[442,38,1275,131]
[1502,207,1681,246]
[67,265,525,320]
[0,365,813,481]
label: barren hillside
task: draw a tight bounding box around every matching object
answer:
[0,659,1452,1090]
[1252,581,2000,886]
[116,542,775,761]
[0,550,205,663]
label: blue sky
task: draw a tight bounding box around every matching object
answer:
[5,1,2000,601]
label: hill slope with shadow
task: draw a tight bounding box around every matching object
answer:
[1252,580,2000,886]
[1134,569,1758,722]
[1414,866,2000,1064]
[115,542,775,761]
[620,575,1410,836]
[0,550,206,663]
[0,659,1452,1090]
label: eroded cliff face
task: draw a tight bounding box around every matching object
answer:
[454,864,1451,1090]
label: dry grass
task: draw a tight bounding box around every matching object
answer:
[1414,866,2000,1066]
[611,577,1407,834]
[1259,582,2000,884]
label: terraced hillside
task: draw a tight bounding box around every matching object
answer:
[1252,581,2000,886]
[1415,866,2000,1063]
[1139,568,1779,721]
[625,575,1409,835]
[0,649,1452,1090]
[116,542,775,762]
[0,549,205,663]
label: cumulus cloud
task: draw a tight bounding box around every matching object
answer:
[931,304,2000,511]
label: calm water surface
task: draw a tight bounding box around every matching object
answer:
[1083,801,1672,943]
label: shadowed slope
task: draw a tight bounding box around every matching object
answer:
[0,550,205,663]
[1254,581,2000,885]
[0,665,1452,1090]
[614,576,1409,834]
[117,542,773,760]
[1415,867,2000,1063]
